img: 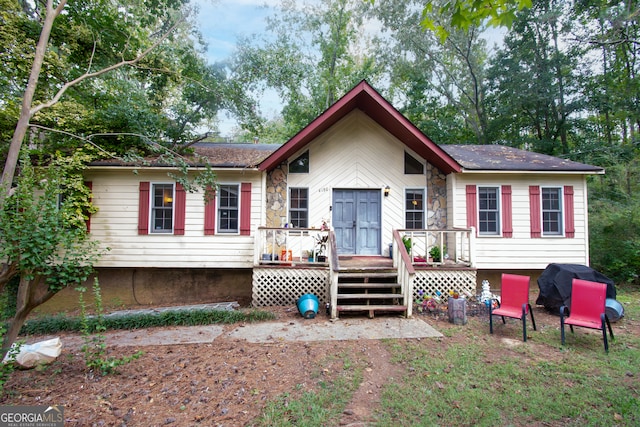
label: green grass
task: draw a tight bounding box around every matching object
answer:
[374,288,640,427]
[19,308,276,335]
[251,351,364,427]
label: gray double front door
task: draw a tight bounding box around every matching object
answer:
[332,189,381,255]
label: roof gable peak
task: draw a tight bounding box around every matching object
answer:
[258,80,461,173]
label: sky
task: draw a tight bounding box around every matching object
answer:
[195,0,275,62]
[195,0,278,136]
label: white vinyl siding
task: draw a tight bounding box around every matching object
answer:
[84,169,263,268]
[449,174,590,269]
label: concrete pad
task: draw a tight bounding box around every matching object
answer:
[226,317,442,343]
[60,325,226,349]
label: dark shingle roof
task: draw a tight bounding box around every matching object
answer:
[442,145,604,173]
[89,143,281,168]
[192,143,280,167]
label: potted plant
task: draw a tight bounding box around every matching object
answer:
[315,233,328,262]
[402,235,412,255]
[429,245,446,263]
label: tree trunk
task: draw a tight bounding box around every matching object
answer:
[0,0,67,203]
[1,275,56,361]
[0,261,18,296]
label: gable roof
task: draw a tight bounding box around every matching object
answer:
[442,145,605,173]
[258,80,462,173]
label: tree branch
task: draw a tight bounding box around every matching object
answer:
[30,16,185,117]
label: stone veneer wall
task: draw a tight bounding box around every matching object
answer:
[265,163,288,228]
[426,163,447,229]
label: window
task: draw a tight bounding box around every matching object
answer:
[478,187,500,235]
[542,187,563,235]
[218,184,239,233]
[289,188,309,228]
[405,189,425,229]
[151,183,174,233]
[404,152,424,175]
[289,151,309,173]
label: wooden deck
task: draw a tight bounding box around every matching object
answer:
[337,256,394,270]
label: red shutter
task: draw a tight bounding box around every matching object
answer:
[174,183,186,235]
[529,186,541,238]
[564,185,575,238]
[204,186,216,235]
[138,182,150,235]
[84,181,92,232]
[501,185,513,238]
[466,185,477,234]
[240,183,252,236]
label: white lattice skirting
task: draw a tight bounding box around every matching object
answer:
[252,268,330,307]
[413,269,477,302]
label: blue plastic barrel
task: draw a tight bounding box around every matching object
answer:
[297,294,319,319]
[605,298,624,322]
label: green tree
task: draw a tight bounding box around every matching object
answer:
[485,0,582,154]
[572,1,640,148]
[232,0,378,139]
[0,0,249,198]
[369,0,490,144]
[0,148,104,359]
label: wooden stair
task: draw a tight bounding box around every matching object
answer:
[335,270,407,318]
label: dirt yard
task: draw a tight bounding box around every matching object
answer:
[0,301,635,426]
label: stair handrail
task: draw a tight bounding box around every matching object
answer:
[328,230,340,318]
[393,230,415,317]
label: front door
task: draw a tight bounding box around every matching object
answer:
[333,189,381,255]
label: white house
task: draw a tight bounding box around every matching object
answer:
[45,81,604,317]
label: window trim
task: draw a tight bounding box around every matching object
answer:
[150,182,175,234]
[217,183,240,234]
[405,188,426,229]
[477,186,501,236]
[541,186,564,237]
[289,187,309,228]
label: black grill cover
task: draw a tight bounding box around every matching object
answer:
[536,263,616,313]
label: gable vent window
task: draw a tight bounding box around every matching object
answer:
[404,152,424,175]
[289,151,309,173]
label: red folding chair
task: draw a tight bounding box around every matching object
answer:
[560,278,614,352]
[490,274,536,341]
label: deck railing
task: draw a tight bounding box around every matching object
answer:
[328,230,340,318]
[393,230,416,317]
[395,228,475,268]
[255,227,331,266]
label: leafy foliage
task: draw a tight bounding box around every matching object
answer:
[419,0,532,40]
[79,279,143,376]
[21,306,276,336]
[0,0,255,164]
[0,148,104,357]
